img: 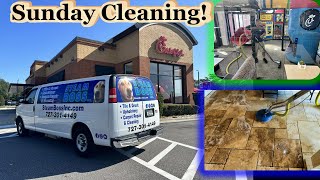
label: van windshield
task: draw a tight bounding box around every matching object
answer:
[116,76,156,102]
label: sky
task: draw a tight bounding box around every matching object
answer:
[0,0,208,84]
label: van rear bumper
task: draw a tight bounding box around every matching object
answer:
[111,126,163,148]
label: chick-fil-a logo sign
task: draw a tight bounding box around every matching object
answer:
[156,36,184,57]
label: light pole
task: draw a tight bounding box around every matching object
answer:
[196,70,200,88]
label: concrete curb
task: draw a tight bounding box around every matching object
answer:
[161,118,198,124]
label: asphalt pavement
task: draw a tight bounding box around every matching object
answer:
[0,108,238,180]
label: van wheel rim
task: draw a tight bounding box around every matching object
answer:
[18,123,23,134]
[76,133,87,152]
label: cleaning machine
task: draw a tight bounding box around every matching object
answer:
[256,90,320,123]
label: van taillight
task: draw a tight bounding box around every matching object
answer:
[109,88,117,103]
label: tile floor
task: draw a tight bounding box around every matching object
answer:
[205,90,320,170]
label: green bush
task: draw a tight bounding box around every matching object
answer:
[0,96,4,106]
[157,93,164,116]
[162,104,198,117]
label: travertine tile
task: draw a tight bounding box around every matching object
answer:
[289,168,303,171]
[210,148,231,164]
[224,149,259,170]
[273,139,304,168]
[218,118,251,149]
[303,103,320,117]
[246,100,271,111]
[297,121,320,153]
[257,166,288,170]
[258,151,274,167]
[223,106,247,119]
[275,129,288,139]
[205,109,227,126]
[205,164,225,170]
[246,128,275,150]
[287,122,300,140]
[205,147,217,163]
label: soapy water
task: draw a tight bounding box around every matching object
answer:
[277,142,291,155]
[237,116,251,133]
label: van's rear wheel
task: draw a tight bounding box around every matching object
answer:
[16,118,28,137]
[73,128,94,157]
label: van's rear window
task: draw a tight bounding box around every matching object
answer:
[116,76,156,102]
[37,80,105,104]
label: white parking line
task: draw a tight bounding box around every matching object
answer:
[0,128,17,135]
[157,137,199,150]
[148,142,177,166]
[182,150,203,180]
[127,137,157,154]
[116,137,202,180]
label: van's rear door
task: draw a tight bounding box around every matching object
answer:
[115,76,160,136]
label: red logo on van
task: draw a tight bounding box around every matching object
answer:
[156,36,184,57]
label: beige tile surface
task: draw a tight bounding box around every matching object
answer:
[253,115,286,129]
[298,121,320,153]
[275,129,288,139]
[258,151,274,167]
[224,149,259,170]
[205,164,225,170]
[257,166,288,170]
[287,122,300,140]
[204,90,319,171]
[273,139,304,168]
[246,128,275,150]
[210,148,231,164]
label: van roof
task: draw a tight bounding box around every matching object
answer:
[35,74,150,88]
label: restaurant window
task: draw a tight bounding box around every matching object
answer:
[95,65,115,76]
[47,70,65,83]
[124,62,133,74]
[150,62,184,104]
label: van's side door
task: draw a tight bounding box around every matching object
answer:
[20,88,38,130]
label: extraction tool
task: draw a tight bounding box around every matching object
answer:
[254,37,282,69]
[256,90,319,122]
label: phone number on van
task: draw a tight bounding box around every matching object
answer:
[128,121,156,132]
[45,112,77,119]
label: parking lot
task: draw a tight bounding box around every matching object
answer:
[0,108,237,180]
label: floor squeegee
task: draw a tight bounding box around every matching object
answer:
[256,90,320,122]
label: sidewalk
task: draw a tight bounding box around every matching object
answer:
[0,106,16,110]
[161,114,198,123]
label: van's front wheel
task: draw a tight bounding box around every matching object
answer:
[16,118,28,137]
[73,128,94,157]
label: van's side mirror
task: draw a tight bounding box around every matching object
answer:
[19,99,26,104]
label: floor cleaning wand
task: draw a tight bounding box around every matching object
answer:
[256,90,312,122]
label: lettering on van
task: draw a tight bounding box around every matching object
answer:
[37,80,105,104]
[42,105,84,119]
[119,102,142,126]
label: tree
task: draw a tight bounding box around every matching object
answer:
[0,78,9,106]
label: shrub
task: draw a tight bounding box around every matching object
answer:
[157,93,164,116]
[162,104,198,117]
[0,96,4,106]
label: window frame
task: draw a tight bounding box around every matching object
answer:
[124,62,133,74]
[24,88,38,104]
[150,61,185,104]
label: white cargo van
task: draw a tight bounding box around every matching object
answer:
[16,75,162,156]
